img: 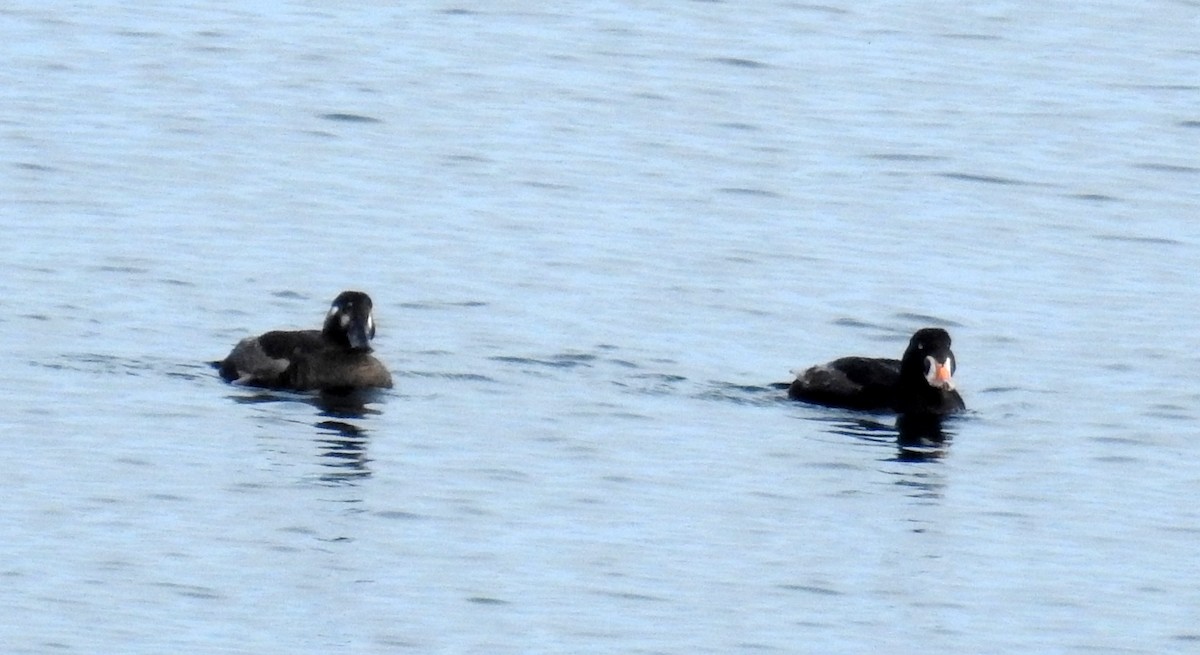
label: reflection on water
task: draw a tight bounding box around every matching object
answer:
[883,465,946,502]
[225,387,384,413]
[803,411,958,463]
[799,411,950,502]
[895,413,954,462]
[313,388,387,418]
[226,387,383,484]
[314,419,371,484]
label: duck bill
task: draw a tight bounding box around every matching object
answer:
[346,321,373,351]
[925,360,955,390]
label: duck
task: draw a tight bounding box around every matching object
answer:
[217,291,392,392]
[787,327,964,415]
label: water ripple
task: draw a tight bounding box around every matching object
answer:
[319,112,383,124]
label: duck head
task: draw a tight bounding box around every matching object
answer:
[322,291,377,351]
[901,327,957,391]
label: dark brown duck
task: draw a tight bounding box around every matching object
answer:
[217,291,392,392]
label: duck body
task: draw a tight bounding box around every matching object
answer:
[787,356,901,411]
[217,291,392,392]
[788,328,963,416]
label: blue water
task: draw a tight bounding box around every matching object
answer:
[3,2,1199,653]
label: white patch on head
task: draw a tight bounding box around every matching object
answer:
[339,312,351,328]
[924,355,955,389]
[367,314,375,333]
[328,304,338,317]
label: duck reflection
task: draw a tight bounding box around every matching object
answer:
[311,391,379,483]
[805,412,956,462]
[314,419,371,483]
[895,413,953,461]
[227,388,381,484]
[313,387,386,416]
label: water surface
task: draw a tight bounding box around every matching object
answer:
[3,2,1199,653]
